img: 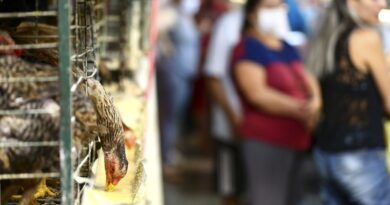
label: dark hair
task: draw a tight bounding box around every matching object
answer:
[306,0,359,77]
[242,0,262,33]
[333,0,358,27]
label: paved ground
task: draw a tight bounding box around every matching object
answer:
[164,183,221,205]
[162,153,322,205]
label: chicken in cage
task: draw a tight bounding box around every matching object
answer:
[0,0,130,204]
[96,0,133,90]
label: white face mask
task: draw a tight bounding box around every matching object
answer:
[257,7,291,38]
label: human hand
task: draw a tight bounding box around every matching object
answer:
[302,98,321,132]
[291,98,320,132]
[227,111,242,142]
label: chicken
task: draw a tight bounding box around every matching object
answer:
[0,30,110,148]
[0,55,59,109]
[0,55,91,203]
[81,78,128,190]
[0,30,128,205]
[72,89,98,150]
[0,99,60,205]
[0,100,60,172]
[0,54,97,146]
[0,34,62,204]
[8,22,59,66]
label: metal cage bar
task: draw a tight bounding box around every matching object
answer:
[0,173,60,180]
[0,0,59,197]
[0,43,58,50]
[0,0,105,204]
[0,11,57,18]
[0,141,59,148]
[57,0,73,205]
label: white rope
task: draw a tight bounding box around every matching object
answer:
[71,68,98,93]
[73,141,96,186]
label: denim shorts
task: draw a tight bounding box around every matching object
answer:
[313,148,390,205]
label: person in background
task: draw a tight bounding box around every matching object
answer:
[231,0,321,204]
[204,0,311,204]
[285,0,307,34]
[203,2,245,205]
[184,0,229,154]
[382,23,390,64]
[307,0,390,204]
[156,0,200,177]
[297,0,329,36]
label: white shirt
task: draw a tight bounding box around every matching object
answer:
[204,9,243,141]
[382,25,390,55]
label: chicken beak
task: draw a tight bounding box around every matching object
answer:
[105,183,115,192]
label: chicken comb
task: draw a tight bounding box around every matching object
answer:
[0,31,22,57]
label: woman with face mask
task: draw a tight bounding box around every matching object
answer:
[307,0,390,204]
[231,0,321,204]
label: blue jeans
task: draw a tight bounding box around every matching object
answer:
[313,148,390,205]
[157,65,193,165]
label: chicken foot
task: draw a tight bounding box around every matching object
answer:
[33,178,56,199]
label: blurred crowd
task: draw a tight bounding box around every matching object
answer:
[155,0,390,205]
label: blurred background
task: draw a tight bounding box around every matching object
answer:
[156,0,390,205]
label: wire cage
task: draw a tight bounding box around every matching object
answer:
[127,0,151,72]
[0,0,154,204]
[96,0,151,88]
[96,0,130,89]
[0,0,104,204]
[0,0,70,205]
[92,0,153,203]
[71,1,99,204]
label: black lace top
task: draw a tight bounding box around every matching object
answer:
[316,28,385,152]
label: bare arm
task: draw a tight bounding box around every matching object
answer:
[233,61,306,120]
[302,70,322,130]
[207,77,240,129]
[353,29,390,115]
[386,53,390,67]
[305,71,321,108]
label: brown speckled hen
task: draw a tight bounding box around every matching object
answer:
[0,30,127,204]
[81,78,128,189]
[0,55,59,109]
[7,22,59,66]
[0,54,97,148]
[0,99,60,205]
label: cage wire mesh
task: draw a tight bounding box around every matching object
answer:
[0,1,62,205]
[127,0,151,71]
[95,0,132,92]
[0,0,153,204]
[92,0,152,203]
[125,0,152,202]
[71,0,103,204]
[0,0,104,204]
